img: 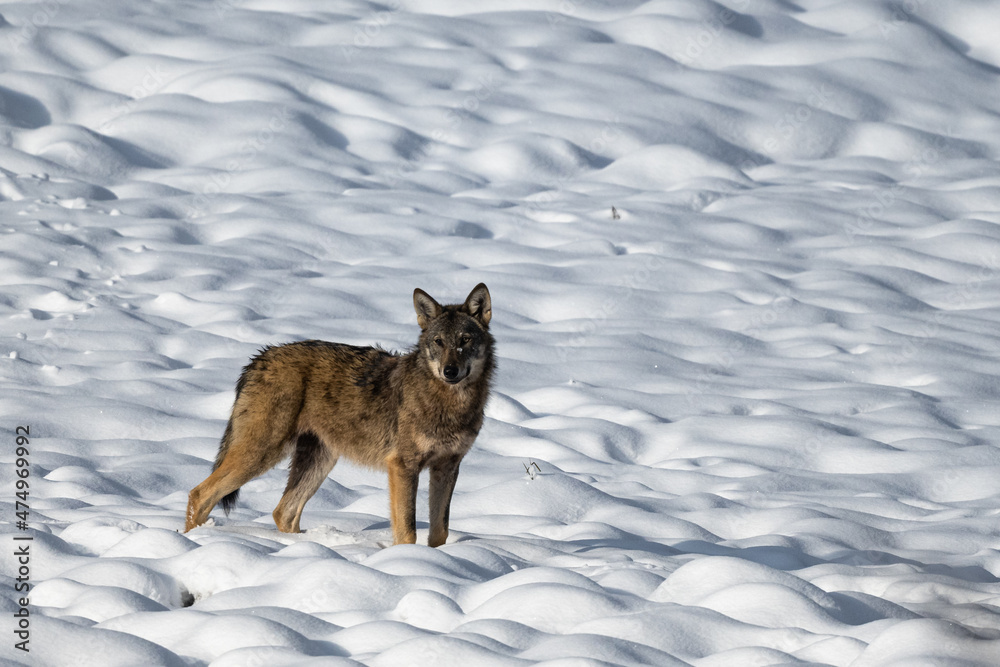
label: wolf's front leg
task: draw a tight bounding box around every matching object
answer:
[387,454,419,545]
[428,454,463,548]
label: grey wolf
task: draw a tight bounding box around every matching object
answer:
[184,284,495,546]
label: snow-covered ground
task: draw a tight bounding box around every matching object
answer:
[3,0,1000,664]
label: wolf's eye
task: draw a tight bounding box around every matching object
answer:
[434,337,444,347]
[460,334,472,345]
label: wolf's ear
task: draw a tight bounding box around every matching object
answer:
[464,283,491,326]
[413,288,443,329]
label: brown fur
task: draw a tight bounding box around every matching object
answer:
[184,284,495,546]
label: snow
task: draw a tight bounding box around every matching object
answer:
[2,0,1000,664]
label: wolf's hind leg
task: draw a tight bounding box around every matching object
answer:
[186,446,283,532]
[273,432,338,533]
[185,406,296,532]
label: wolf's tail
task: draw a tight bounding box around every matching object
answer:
[214,420,240,515]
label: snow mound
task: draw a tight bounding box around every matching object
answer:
[3,1,1000,665]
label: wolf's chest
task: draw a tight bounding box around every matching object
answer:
[412,427,478,458]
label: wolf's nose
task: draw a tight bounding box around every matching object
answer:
[443,365,460,380]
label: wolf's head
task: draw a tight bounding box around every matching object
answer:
[413,283,494,386]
